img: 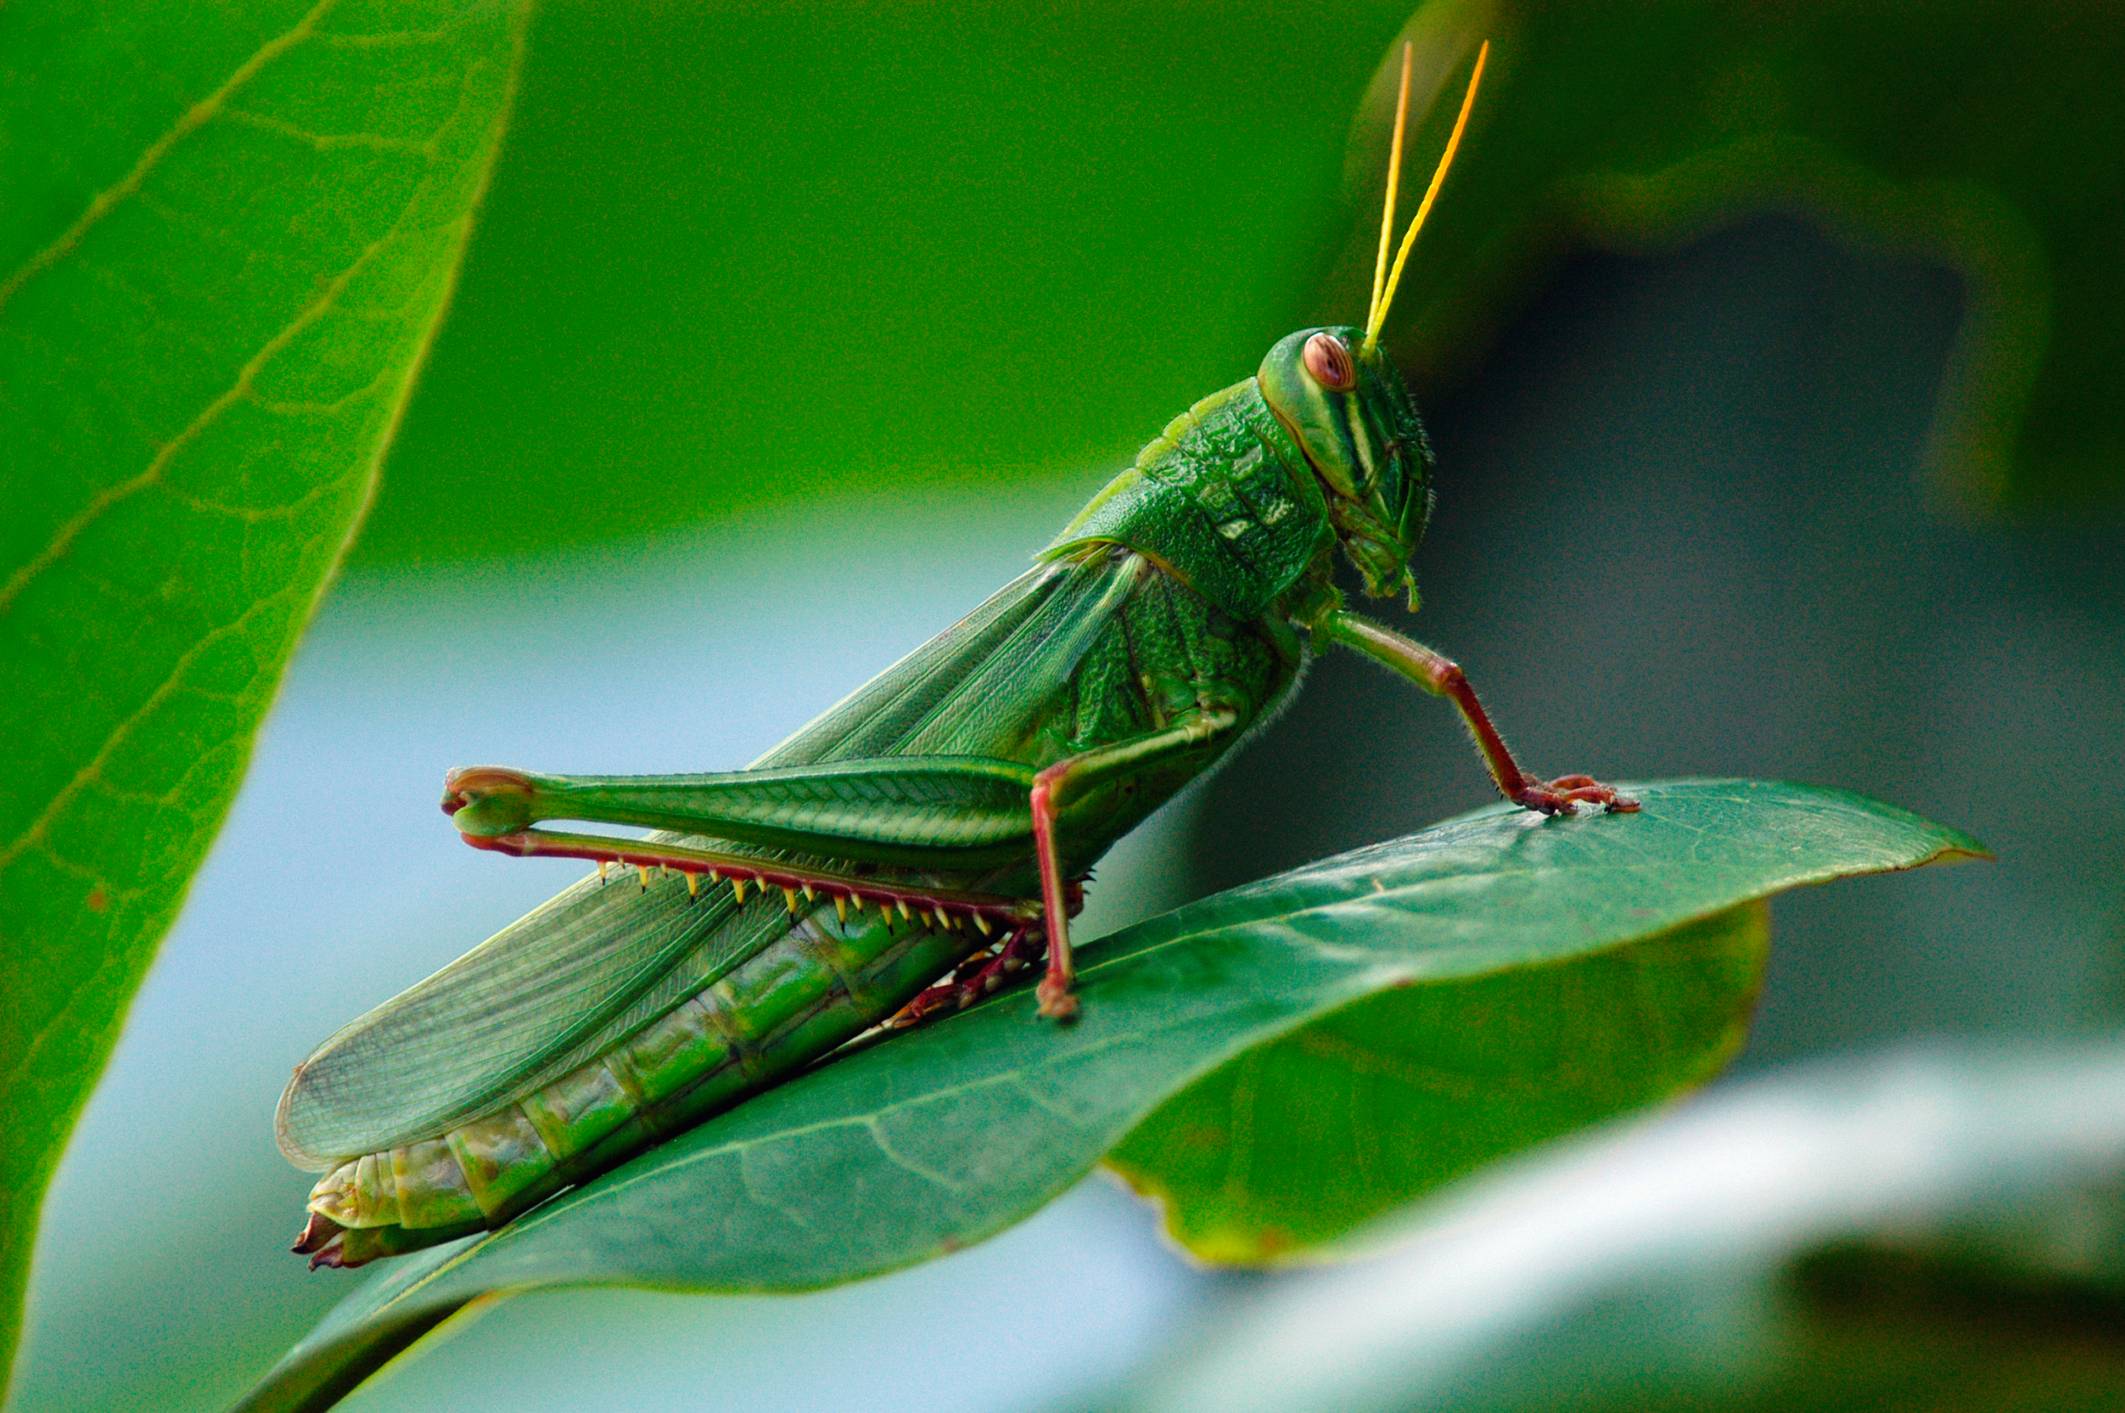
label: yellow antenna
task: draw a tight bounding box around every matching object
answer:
[1366,42,1416,333]
[1363,38,1489,352]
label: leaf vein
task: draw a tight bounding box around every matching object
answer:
[0,0,341,313]
[0,181,432,614]
[863,1117,968,1193]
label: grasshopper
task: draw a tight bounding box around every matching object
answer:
[280,43,1634,1268]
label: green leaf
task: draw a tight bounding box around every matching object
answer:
[347,0,2123,570]
[1116,1037,2125,1412]
[0,0,526,1389]
[1106,903,1770,1263]
[238,780,1979,1411]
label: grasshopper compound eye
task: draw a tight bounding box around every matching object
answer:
[1302,331,1355,391]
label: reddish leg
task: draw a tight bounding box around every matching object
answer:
[450,821,1043,931]
[1024,707,1242,1021]
[887,928,1044,1029]
[1030,769,1078,1020]
[1319,609,1638,817]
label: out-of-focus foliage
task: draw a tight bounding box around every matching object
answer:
[1348,0,2125,513]
[240,781,1973,1410]
[356,0,2124,577]
[1116,1039,2125,1412]
[351,0,1422,567]
[0,0,525,1389]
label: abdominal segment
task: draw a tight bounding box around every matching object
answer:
[296,902,989,1267]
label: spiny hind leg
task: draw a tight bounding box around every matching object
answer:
[441,756,1036,862]
[442,755,1052,930]
[460,825,1050,935]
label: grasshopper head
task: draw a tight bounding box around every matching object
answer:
[1258,326,1434,607]
[1258,37,1488,607]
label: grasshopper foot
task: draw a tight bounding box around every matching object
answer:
[859,920,1083,1027]
[886,930,1043,1030]
[1036,975,1080,1023]
[1512,774,1639,817]
[885,986,962,1030]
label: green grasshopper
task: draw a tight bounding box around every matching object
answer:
[280,43,1633,1269]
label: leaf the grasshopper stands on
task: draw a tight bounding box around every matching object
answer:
[241,779,1980,1411]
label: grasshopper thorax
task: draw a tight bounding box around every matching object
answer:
[1257,326,1434,609]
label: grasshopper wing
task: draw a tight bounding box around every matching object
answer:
[276,867,752,1169]
[277,552,1145,1168]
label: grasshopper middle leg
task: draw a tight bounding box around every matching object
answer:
[1026,706,1241,1020]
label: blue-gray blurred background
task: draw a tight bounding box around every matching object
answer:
[15,1,2122,1407]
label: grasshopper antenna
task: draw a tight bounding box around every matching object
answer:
[1363,38,1489,353]
[1366,41,1416,334]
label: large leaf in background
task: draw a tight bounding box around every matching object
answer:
[238,780,1978,1411]
[355,0,2123,574]
[0,0,526,1389]
[1119,1038,2125,1412]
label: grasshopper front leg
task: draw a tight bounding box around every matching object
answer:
[1317,609,1638,816]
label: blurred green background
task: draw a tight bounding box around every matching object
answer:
[13,0,2124,1407]
[356,0,1393,566]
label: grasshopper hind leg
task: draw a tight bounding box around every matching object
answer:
[445,706,1240,1024]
